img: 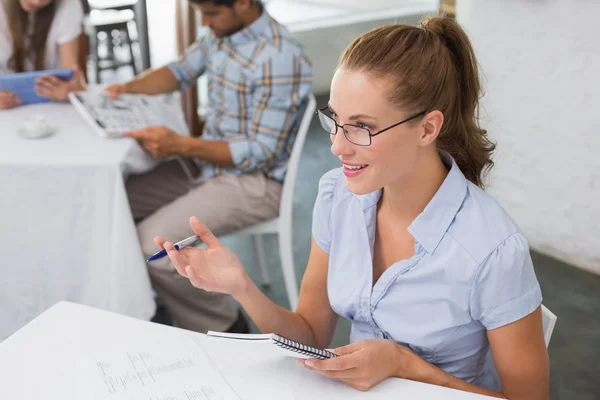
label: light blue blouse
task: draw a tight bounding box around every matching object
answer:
[312,153,542,390]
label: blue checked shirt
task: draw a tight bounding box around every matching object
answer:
[167,10,313,181]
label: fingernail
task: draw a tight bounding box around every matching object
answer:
[305,360,314,367]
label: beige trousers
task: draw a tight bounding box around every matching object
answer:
[126,159,282,332]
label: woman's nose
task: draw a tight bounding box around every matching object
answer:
[330,129,355,158]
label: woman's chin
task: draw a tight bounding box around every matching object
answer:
[344,179,378,196]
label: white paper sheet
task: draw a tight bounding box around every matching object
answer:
[82,335,240,400]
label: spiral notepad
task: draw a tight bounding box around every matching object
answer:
[207,331,337,359]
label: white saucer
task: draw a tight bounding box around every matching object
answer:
[17,114,56,139]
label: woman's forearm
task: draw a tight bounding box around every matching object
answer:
[233,283,318,346]
[412,361,506,398]
[393,345,505,399]
[404,348,548,399]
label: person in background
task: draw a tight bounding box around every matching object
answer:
[0,0,85,109]
[107,0,312,335]
[156,16,549,400]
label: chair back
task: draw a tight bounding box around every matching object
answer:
[279,94,317,222]
[541,304,557,346]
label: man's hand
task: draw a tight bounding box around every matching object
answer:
[105,83,130,99]
[0,91,21,110]
[125,126,184,158]
[104,66,179,99]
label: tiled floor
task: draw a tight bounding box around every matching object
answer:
[148,95,600,399]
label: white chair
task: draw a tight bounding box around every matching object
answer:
[541,304,557,346]
[228,94,317,310]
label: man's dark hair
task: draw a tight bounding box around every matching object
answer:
[188,0,260,6]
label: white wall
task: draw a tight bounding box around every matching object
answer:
[457,0,600,274]
[146,0,177,68]
[267,0,438,94]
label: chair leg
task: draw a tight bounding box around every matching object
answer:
[107,30,116,63]
[253,234,271,289]
[278,225,299,310]
[92,30,101,84]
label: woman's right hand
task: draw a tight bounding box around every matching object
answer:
[0,90,21,110]
[154,217,252,296]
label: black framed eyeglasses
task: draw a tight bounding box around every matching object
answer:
[316,107,427,146]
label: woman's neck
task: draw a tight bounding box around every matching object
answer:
[379,150,449,224]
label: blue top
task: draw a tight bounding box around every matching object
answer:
[167,10,313,182]
[312,152,542,390]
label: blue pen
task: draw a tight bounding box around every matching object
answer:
[147,234,199,262]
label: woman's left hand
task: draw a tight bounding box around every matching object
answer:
[35,67,84,101]
[298,339,420,391]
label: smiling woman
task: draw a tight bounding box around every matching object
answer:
[0,0,86,109]
[153,13,549,400]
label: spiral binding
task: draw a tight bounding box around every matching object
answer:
[272,335,337,359]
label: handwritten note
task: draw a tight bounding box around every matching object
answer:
[84,336,239,400]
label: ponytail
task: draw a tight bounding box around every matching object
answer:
[422,16,495,187]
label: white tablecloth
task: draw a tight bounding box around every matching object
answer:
[0,302,496,399]
[0,103,159,341]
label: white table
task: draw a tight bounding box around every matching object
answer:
[0,103,159,341]
[0,301,495,399]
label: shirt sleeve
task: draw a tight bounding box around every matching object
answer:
[227,51,313,172]
[470,233,543,330]
[311,169,339,254]
[167,36,209,91]
[54,0,84,45]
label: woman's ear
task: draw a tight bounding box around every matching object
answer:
[420,110,444,146]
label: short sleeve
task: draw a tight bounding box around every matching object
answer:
[54,0,83,45]
[470,233,543,330]
[311,169,339,254]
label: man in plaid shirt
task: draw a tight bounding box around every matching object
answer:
[107,0,312,334]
